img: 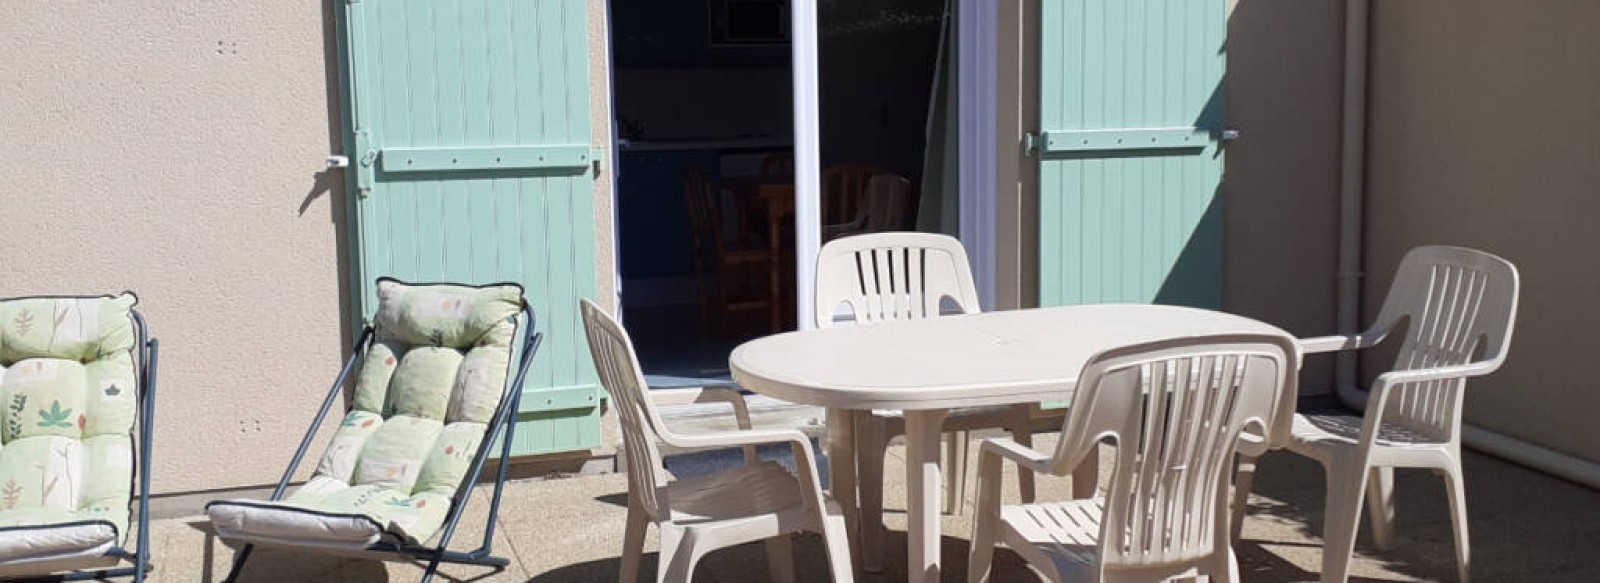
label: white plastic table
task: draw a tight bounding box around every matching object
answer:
[729,304,1294,582]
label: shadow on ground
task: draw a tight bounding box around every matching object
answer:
[527,532,1035,583]
[1235,449,1600,582]
[140,439,1600,582]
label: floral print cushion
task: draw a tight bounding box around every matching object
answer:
[0,294,140,541]
[209,280,523,546]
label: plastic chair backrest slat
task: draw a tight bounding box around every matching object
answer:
[1050,335,1294,569]
[1369,246,1519,441]
[815,232,979,328]
[580,300,672,520]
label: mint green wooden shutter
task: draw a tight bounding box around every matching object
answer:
[340,0,602,456]
[1036,0,1225,308]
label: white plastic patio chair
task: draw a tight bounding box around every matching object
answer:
[968,334,1296,583]
[1230,245,1519,583]
[815,232,1087,569]
[814,233,1066,506]
[579,300,854,583]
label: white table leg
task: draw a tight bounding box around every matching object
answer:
[826,407,862,573]
[904,409,949,583]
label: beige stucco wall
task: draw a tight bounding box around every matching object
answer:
[1220,0,1345,391]
[0,0,618,496]
[588,0,623,459]
[998,0,1346,392]
[0,1,351,495]
[1365,1,1600,462]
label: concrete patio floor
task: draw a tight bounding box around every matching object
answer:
[140,434,1600,582]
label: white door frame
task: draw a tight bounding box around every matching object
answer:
[604,1,992,329]
[604,0,825,329]
[793,0,823,330]
[791,0,999,324]
[602,0,1000,329]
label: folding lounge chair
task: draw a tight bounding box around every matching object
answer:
[0,293,158,582]
[206,279,541,582]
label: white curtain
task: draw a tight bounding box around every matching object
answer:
[916,0,958,236]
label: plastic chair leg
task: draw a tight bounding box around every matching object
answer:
[856,417,887,572]
[1218,549,1242,583]
[656,526,701,583]
[944,431,969,515]
[820,512,856,583]
[765,535,796,583]
[620,498,650,583]
[1444,465,1472,582]
[1319,460,1368,583]
[1231,454,1261,542]
[966,453,1005,583]
[1366,466,1397,551]
[1011,413,1037,504]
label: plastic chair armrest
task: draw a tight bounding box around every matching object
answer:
[1373,362,1498,387]
[1300,334,1371,355]
[660,427,809,452]
[664,428,834,520]
[1358,362,1498,448]
[1236,430,1270,457]
[978,437,1056,475]
[649,386,754,430]
[651,387,759,462]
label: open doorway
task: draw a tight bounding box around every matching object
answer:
[610,0,952,387]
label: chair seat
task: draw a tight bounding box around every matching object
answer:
[207,478,452,549]
[999,498,1105,581]
[0,512,120,572]
[666,461,805,526]
[1288,412,1444,459]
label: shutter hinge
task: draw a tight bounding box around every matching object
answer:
[353,129,376,199]
[590,147,606,174]
[357,150,377,198]
[1023,133,1039,157]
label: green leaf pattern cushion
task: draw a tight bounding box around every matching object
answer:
[0,294,139,540]
[275,281,522,544]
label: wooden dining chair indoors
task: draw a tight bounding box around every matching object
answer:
[820,163,888,240]
[861,174,916,232]
[683,169,777,337]
[1230,246,1519,583]
[579,300,854,583]
[969,334,1297,583]
[822,173,916,240]
[760,151,794,183]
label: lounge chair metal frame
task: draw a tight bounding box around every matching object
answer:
[223,305,542,583]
